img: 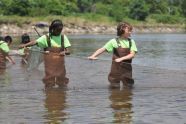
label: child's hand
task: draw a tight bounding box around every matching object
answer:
[19,44,25,49]
[60,51,66,56]
[87,56,98,60]
[115,58,122,63]
[6,56,16,64]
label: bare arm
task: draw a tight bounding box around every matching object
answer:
[115,51,136,62]
[6,55,15,64]
[88,47,106,60]
[19,40,37,48]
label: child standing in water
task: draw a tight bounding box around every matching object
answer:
[19,19,71,89]
[88,22,138,88]
[18,33,31,64]
[0,36,15,71]
[4,35,16,64]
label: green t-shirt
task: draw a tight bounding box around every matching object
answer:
[36,34,71,48]
[18,47,31,55]
[103,38,138,53]
[0,40,10,53]
[18,48,24,55]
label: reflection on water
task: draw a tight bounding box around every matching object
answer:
[109,88,133,124]
[0,69,11,87]
[132,88,186,124]
[44,88,68,124]
[0,69,5,75]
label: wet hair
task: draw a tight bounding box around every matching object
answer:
[21,33,30,44]
[117,22,133,36]
[4,35,12,44]
[49,19,63,36]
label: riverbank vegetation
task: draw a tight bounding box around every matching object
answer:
[0,0,185,34]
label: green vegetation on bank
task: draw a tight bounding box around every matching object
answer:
[0,15,185,29]
[0,15,115,26]
[0,0,185,28]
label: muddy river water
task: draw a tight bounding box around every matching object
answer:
[0,33,186,124]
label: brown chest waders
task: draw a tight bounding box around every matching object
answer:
[0,46,7,70]
[108,38,134,88]
[42,35,69,88]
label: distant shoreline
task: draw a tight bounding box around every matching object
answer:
[0,23,185,37]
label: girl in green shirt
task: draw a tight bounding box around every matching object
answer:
[88,22,137,89]
[19,19,71,89]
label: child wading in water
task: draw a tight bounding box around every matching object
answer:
[88,22,138,88]
[19,19,71,89]
[0,36,15,73]
[18,33,31,64]
[4,35,16,64]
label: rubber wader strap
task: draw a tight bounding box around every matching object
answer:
[61,35,64,51]
[113,38,120,57]
[113,38,132,57]
[44,35,64,51]
[128,38,132,50]
[46,35,51,48]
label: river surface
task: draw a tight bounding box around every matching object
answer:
[0,33,186,124]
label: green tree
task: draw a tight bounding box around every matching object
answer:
[0,0,12,15]
[145,0,169,14]
[28,0,49,16]
[181,0,186,17]
[94,2,110,15]
[5,0,31,16]
[0,0,184,24]
[129,0,149,21]
[109,0,130,22]
[77,0,96,13]
[63,1,79,15]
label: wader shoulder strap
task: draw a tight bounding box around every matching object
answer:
[116,38,121,46]
[46,35,51,47]
[44,35,64,51]
[46,35,64,48]
[116,38,132,49]
[44,35,51,51]
[128,38,132,50]
[113,38,132,57]
[61,35,64,50]
[113,38,120,57]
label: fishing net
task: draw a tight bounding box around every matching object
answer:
[26,45,44,71]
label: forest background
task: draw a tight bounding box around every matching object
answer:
[0,0,186,35]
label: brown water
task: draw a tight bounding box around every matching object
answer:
[0,33,186,124]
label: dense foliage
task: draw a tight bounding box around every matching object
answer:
[0,0,185,24]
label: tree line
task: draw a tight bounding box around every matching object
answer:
[0,0,185,24]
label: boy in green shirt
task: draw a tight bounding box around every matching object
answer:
[88,22,137,88]
[19,19,71,89]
